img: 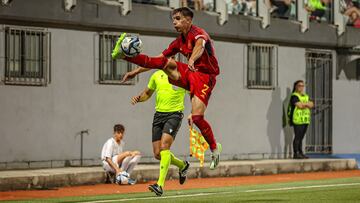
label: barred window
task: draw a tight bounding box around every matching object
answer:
[4,27,50,86]
[247,44,277,89]
[99,33,136,85]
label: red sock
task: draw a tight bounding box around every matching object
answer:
[124,54,168,69]
[192,115,217,151]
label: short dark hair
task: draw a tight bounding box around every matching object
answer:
[113,124,125,133]
[172,7,194,19]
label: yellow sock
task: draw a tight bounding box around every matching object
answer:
[170,152,185,170]
[157,150,171,187]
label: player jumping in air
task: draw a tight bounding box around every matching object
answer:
[112,7,222,170]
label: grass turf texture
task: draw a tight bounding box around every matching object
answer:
[3,177,360,203]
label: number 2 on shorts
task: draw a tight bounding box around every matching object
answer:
[201,84,209,98]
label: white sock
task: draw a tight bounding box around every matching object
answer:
[120,156,132,173]
[126,155,141,174]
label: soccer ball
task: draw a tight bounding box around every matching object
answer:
[115,173,129,185]
[120,36,143,57]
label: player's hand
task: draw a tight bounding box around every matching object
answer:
[187,114,193,127]
[131,95,141,105]
[115,168,122,176]
[188,59,198,72]
[126,151,133,157]
[120,71,136,84]
[130,151,141,156]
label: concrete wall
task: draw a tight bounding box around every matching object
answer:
[333,55,360,154]
[0,28,191,164]
[0,2,359,167]
[0,26,311,165]
[207,44,306,159]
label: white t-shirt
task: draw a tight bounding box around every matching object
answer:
[101,138,124,164]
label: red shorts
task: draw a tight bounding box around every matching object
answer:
[168,62,216,106]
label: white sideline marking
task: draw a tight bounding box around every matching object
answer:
[83,182,360,203]
[83,192,231,203]
[245,182,360,193]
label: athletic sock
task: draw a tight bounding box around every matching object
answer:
[124,54,168,70]
[157,150,171,188]
[170,151,185,170]
[192,115,217,151]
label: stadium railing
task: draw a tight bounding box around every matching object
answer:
[129,0,359,34]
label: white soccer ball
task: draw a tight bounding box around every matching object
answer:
[120,36,143,57]
[115,173,129,185]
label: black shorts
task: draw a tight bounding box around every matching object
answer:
[311,9,325,18]
[152,111,184,142]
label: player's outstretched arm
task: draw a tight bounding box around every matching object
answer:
[188,38,205,71]
[131,88,154,105]
[120,67,150,84]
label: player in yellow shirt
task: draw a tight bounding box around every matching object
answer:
[131,70,189,196]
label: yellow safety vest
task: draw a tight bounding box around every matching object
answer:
[291,92,311,125]
[309,0,326,10]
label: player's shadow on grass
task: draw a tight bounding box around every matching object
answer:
[266,88,282,159]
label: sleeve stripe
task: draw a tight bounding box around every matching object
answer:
[195,35,207,40]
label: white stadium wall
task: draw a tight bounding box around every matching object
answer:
[332,55,360,154]
[0,27,317,165]
[1,0,360,168]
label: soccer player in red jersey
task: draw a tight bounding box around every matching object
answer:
[112,7,222,174]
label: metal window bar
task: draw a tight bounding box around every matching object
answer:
[132,0,168,6]
[290,0,298,20]
[24,31,42,79]
[4,27,49,86]
[319,0,335,24]
[206,0,215,12]
[247,44,277,89]
[357,59,360,80]
[99,33,136,85]
[305,50,333,154]
[329,0,335,24]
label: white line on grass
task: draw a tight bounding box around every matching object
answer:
[244,182,360,193]
[83,192,232,203]
[83,182,360,203]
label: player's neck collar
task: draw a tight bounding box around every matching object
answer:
[182,24,193,37]
[112,137,121,144]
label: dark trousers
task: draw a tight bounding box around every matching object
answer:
[311,9,325,18]
[293,124,308,154]
[270,0,290,16]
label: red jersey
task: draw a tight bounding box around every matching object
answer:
[162,25,220,76]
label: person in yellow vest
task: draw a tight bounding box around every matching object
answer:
[288,80,314,159]
[131,69,189,196]
[306,0,330,20]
